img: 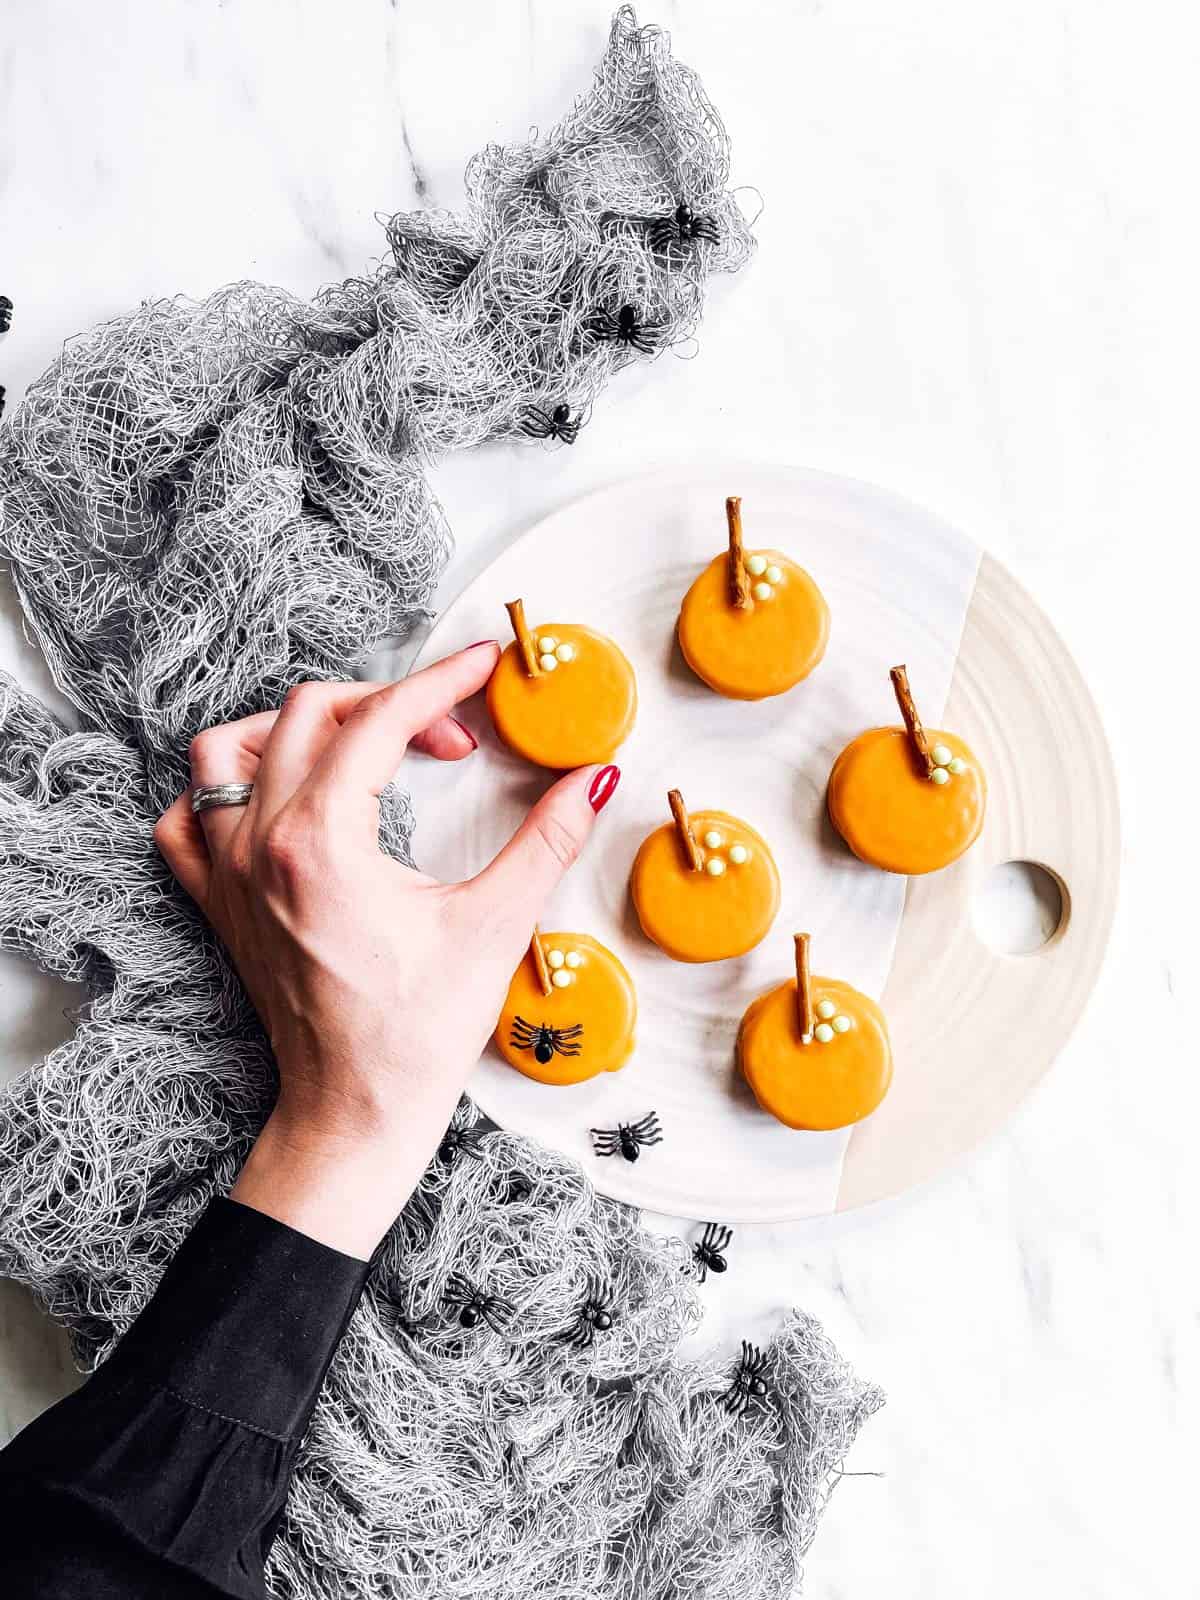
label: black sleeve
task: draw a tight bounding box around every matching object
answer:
[0,1196,370,1599]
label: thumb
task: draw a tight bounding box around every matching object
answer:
[466,762,620,937]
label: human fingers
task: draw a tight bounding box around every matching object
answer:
[303,642,499,806]
[461,763,620,950]
[152,791,212,905]
[186,709,278,853]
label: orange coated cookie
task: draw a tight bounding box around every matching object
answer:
[738,935,893,1130]
[630,790,780,964]
[677,497,830,700]
[495,932,637,1086]
[488,601,637,770]
[828,665,986,875]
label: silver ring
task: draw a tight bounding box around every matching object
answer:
[191,782,254,816]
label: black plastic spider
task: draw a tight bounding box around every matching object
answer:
[442,1272,515,1334]
[590,1111,663,1163]
[649,201,720,253]
[520,402,581,444]
[509,1016,583,1065]
[583,303,658,354]
[560,1275,615,1349]
[721,1340,770,1417]
[0,295,11,333]
[693,1222,732,1282]
[437,1124,489,1165]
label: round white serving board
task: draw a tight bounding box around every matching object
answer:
[404,467,1119,1221]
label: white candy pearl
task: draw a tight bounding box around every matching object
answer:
[555,642,575,663]
[930,766,950,786]
[800,1033,813,1046]
[539,653,558,673]
[816,999,836,1020]
[746,554,767,576]
[765,564,782,584]
[703,830,724,849]
[931,744,953,767]
[728,844,749,865]
[552,969,572,988]
[833,1014,852,1033]
[753,581,773,602]
[815,1022,835,1043]
[538,636,558,653]
[547,949,565,968]
[565,951,582,969]
[947,757,966,775]
[705,856,726,877]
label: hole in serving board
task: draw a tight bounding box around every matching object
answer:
[972,860,1067,955]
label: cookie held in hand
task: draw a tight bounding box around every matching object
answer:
[487,599,637,769]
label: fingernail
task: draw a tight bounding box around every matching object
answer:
[588,764,621,813]
[451,716,478,751]
[466,639,499,651]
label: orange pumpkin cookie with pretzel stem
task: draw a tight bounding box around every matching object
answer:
[677,496,830,700]
[495,932,637,1086]
[487,599,637,770]
[738,934,893,1130]
[828,665,986,875]
[630,790,780,964]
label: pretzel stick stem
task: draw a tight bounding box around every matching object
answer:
[794,933,815,1039]
[726,496,751,610]
[889,664,936,779]
[667,788,703,872]
[505,598,541,678]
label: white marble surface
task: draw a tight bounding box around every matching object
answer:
[0,3,1195,1595]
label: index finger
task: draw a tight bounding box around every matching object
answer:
[303,641,499,802]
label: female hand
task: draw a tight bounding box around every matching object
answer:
[153,642,620,1258]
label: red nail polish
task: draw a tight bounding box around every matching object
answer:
[466,639,499,651]
[588,764,620,813]
[451,716,478,751]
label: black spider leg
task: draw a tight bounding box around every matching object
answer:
[559,1273,613,1348]
[690,214,721,243]
[480,1293,516,1336]
[550,1030,584,1059]
[509,1016,539,1047]
[520,407,556,438]
[721,1340,770,1416]
[589,1127,622,1157]
[630,1111,663,1145]
[623,327,658,355]
[443,1271,479,1311]
[438,1124,487,1164]
[694,1221,733,1281]
[582,308,618,343]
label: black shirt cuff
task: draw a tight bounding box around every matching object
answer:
[108,1196,370,1442]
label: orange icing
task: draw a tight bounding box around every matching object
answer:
[487,622,636,770]
[677,550,830,700]
[828,726,986,875]
[494,933,637,1085]
[738,976,892,1130]
[630,809,780,963]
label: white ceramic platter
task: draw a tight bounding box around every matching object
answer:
[403,467,1119,1221]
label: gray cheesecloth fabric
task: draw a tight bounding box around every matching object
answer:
[0,10,883,1596]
